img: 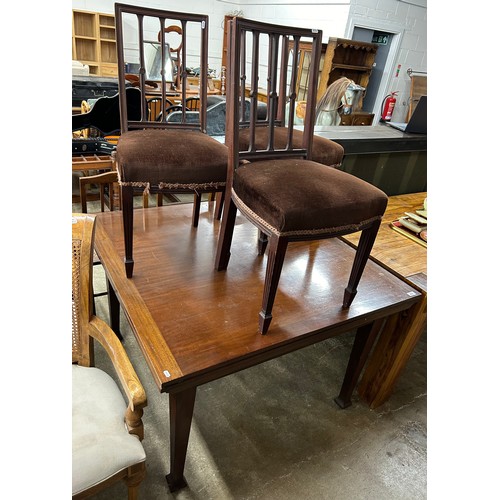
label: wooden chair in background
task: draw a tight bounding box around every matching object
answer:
[79,170,119,214]
[72,213,147,499]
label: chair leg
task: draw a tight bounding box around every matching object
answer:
[122,185,135,278]
[215,190,224,220]
[192,193,201,227]
[258,231,268,255]
[259,235,288,334]
[343,220,381,308]
[214,195,238,271]
[107,278,122,340]
[124,462,146,500]
[79,179,88,214]
[99,183,106,212]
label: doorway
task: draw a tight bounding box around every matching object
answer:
[352,27,393,116]
[346,17,403,123]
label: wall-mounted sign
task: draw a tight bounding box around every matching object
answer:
[372,32,388,45]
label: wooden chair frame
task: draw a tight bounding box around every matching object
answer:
[215,17,384,334]
[115,3,226,278]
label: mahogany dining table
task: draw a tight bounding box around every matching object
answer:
[94,201,422,491]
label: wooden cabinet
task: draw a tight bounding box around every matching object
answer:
[72,10,117,77]
[339,112,374,126]
[317,37,378,102]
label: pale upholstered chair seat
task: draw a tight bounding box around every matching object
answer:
[72,365,146,496]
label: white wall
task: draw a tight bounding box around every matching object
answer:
[72,0,426,122]
[346,0,427,121]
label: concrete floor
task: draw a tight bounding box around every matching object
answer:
[90,261,427,500]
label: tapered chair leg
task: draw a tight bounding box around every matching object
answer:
[215,190,224,220]
[343,220,381,308]
[121,185,135,278]
[215,196,238,271]
[259,235,288,334]
[192,193,202,227]
[258,231,268,255]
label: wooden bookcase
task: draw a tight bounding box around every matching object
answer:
[317,37,378,102]
[72,10,118,77]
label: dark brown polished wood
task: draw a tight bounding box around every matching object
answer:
[94,202,422,490]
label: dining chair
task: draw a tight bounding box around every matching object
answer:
[215,17,388,334]
[72,213,147,499]
[146,96,175,121]
[79,170,119,214]
[114,3,228,278]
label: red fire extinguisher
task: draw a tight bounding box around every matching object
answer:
[381,92,398,121]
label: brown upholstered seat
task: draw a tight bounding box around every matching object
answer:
[114,3,228,278]
[116,129,227,187]
[215,17,388,334]
[239,127,344,166]
[233,159,386,234]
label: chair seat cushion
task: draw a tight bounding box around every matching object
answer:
[116,129,228,188]
[72,365,146,496]
[232,159,388,235]
[238,127,344,166]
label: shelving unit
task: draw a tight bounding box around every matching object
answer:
[317,37,378,102]
[72,10,117,77]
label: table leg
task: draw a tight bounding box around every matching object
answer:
[335,319,384,409]
[106,278,122,340]
[166,386,197,492]
[357,294,427,408]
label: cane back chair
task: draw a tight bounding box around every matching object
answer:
[72,214,147,498]
[114,3,228,278]
[215,17,388,334]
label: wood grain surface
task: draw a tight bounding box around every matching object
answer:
[95,202,421,393]
[342,192,427,282]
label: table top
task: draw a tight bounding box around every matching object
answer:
[95,202,422,393]
[342,192,427,289]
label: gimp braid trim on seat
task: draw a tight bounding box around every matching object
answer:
[157,181,226,190]
[232,189,382,238]
[118,181,151,195]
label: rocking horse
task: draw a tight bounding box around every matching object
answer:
[315,77,366,126]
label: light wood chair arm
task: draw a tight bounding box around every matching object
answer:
[87,316,147,438]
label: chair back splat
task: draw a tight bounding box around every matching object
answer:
[116,4,208,132]
[226,19,321,168]
[114,3,228,278]
[215,18,389,334]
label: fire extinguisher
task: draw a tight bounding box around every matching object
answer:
[381,92,398,121]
